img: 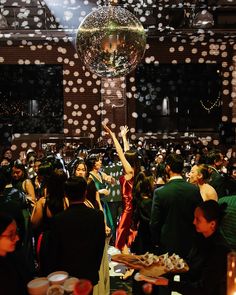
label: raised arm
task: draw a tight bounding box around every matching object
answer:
[103,124,133,178]
[120,125,130,152]
[23,178,36,205]
[31,197,45,228]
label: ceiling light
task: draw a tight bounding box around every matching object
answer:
[192,9,214,28]
[0,13,8,29]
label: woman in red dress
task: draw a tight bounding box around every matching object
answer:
[103,124,141,253]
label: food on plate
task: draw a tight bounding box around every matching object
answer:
[112,252,189,278]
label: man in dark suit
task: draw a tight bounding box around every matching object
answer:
[150,153,202,259]
[47,176,105,286]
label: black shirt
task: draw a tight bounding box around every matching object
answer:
[169,231,230,295]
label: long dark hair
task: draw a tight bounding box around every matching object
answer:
[85,155,101,173]
[46,168,67,215]
[72,159,87,177]
[155,163,168,183]
[0,212,14,235]
[133,171,154,200]
[125,150,141,179]
[132,171,154,228]
[12,160,27,181]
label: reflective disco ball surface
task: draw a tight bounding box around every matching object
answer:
[76,5,147,78]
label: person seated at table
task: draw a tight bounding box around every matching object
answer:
[0,213,32,295]
[150,200,230,295]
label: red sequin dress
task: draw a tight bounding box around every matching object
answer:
[115,175,137,251]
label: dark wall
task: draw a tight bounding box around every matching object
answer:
[0,32,234,153]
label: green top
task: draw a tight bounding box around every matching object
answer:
[219,195,236,251]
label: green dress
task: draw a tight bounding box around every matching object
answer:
[89,172,115,235]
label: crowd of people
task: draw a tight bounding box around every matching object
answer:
[0,125,236,295]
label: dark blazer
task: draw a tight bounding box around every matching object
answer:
[150,178,202,259]
[209,169,228,198]
[47,203,105,285]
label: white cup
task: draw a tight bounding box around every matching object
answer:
[63,277,79,293]
[27,277,49,295]
[47,271,69,285]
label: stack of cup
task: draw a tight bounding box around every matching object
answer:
[47,271,69,286]
[46,271,69,295]
[27,277,50,295]
[63,277,79,294]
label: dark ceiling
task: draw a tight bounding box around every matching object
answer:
[0,0,235,41]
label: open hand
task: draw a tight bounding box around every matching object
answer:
[103,124,113,137]
[120,125,129,137]
[99,188,110,196]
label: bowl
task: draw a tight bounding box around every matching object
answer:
[63,277,79,293]
[46,284,64,295]
[27,277,49,295]
[47,271,69,285]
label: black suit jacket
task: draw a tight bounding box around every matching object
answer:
[47,203,105,285]
[209,170,228,198]
[150,178,202,259]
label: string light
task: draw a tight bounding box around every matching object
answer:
[200,98,220,113]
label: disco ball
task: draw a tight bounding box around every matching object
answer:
[76,5,147,78]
